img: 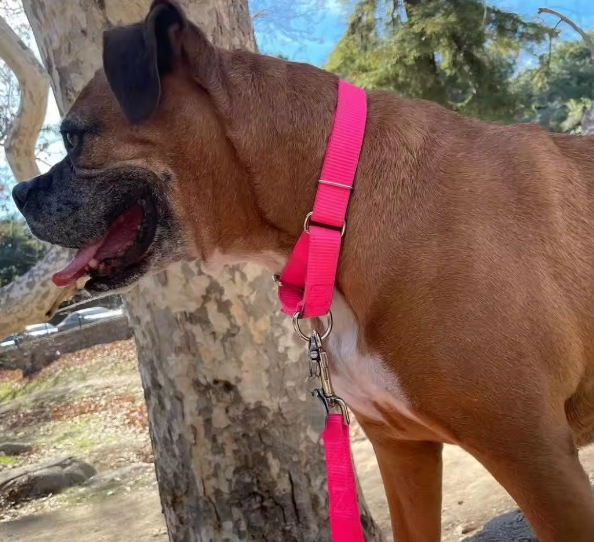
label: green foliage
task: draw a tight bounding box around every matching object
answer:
[326,0,551,122]
[0,218,48,287]
[514,36,594,132]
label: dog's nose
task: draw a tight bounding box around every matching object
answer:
[12,181,31,212]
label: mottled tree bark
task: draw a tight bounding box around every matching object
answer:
[0,245,77,336]
[21,1,384,540]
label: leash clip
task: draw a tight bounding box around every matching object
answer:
[307,331,350,426]
[311,389,350,426]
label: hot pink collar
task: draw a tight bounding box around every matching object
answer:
[276,79,367,542]
[276,80,367,319]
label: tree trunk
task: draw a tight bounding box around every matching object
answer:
[582,105,594,135]
[22,1,385,540]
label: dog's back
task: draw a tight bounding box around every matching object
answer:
[340,92,594,446]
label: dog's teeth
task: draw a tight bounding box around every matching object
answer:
[88,258,99,269]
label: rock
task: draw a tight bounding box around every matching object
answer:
[10,467,68,499]
[455,522,478,536]
[462,510,537,542]
[64,462,96,485]
[0,456,97,505]
[0,442,32,456]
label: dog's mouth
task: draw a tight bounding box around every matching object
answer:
[52,199,157,290]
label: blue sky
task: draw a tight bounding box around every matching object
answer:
[255,0,594,66]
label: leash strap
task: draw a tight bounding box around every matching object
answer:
[277,80,367,542]
[322,414,365,542]
[277,80,367,319]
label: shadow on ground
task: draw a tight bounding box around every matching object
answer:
[462,510,537,542]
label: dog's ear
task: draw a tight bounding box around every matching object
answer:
[102,0,187,124]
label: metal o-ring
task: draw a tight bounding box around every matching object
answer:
[292,311,333,342]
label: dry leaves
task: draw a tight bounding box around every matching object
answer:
[49,393,148,430]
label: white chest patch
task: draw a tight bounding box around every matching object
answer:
[325,292,419,423]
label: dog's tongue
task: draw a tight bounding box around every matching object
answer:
[52,206,143,288]
[52,240,105,288]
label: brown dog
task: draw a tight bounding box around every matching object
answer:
[12,1,594,540]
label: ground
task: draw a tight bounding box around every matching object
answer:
[0,340,593,542]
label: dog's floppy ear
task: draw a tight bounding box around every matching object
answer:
[102,0,187,124]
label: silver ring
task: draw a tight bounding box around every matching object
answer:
[292,311,333,342]
[303,212,346,238]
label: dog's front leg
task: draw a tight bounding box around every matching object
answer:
[367,433,443,542]
[465,416,594,542]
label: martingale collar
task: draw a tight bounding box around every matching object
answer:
[276,80,367,320]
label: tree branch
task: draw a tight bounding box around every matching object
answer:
[538,8,594,136]
[537,8,594,61]
[0,247,77,336]
[0,15,72,337]
[0,14,48,181]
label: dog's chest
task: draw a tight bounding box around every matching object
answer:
[324,293,419,425]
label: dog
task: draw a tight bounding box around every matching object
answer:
[12,1,594,540]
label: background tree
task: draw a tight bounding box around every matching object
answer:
[513,9,594,133]
[0,0,385,540]
[326,0,551,122]
[0,216,47,286]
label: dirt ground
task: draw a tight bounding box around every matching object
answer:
[1,340,593,542]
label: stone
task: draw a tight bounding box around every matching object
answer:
[63,463,93,485]
[0,456,97,504]
[455,522,478,537]
[0,442,32,456]
[462,510,537,542]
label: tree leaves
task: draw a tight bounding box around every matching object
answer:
[514,35,594,132]
[326,0,552,123]
[0,218,48,287]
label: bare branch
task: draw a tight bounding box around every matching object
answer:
[0,14,72,336]
[0,246,76,337]
[0,13,48,181]
[538,8,594,61]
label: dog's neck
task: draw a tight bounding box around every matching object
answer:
[167,51,345,270]
[167,47,432,286]
[219,51,341,242]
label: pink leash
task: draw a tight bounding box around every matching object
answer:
[276,80,367,542]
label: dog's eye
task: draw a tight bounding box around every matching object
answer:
[64,132,80,151]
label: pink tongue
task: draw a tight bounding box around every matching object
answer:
[52,239,105,288]
[51,206,144,288]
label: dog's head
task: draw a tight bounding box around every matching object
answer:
[13,0,336,294]
[12,1,257,294]
[12,1,202,294]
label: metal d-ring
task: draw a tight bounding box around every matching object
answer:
[292,311,333,342]
[303,212,346,238]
